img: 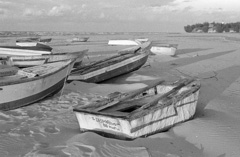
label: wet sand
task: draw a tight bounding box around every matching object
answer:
[1,32,240,156]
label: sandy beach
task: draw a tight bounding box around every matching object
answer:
[1,32,240,157]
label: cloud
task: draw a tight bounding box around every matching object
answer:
[23,9,45,16]
[171,0,240,13]
[0,8,6,15]
[48,5,71,16]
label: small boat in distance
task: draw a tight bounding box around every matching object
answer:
[71,37,89,42]
[16,37,52,46]
[135,38,149,43]
[108,40,142,46]
[1,49,88,68]
[16,37,40,43]
[150,44,178,56]
[68,41,151,83]
[0,59,76,111]
[39,38,52,43]
[73,78,200,139]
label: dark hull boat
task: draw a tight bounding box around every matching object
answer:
[68,42,152,83]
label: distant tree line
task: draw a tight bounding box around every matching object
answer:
[184,22,240,33]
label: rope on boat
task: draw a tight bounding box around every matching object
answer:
[59,60,72,100]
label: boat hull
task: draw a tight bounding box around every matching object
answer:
[71,37,89,42]
[74,80,200,139]
[6,49,87,67]
[150,46,177,56]
[0,60,74,111]
[108,40,140,46]
[0,47,52,56]
[68,52,148,83]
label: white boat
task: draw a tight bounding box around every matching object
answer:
[73,78,200,139]
[0,59,76,111]
[108,40,141,46]
[16,38,52,46]
[135,38,149,43]
[71,37,89,42]
[16,42,39,47]
[0,45,52,56]
[150,44,178,56]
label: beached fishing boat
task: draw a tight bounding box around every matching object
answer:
[71,37,89,42]
[108,40,141,46]
[16,37,52,46]
[16,37,40,43]
[135,38,149,43]
[68,42,151,83]
[73,78,200,139]
[2,49,88,68]
[150,44,178,56]
[0,44,52,56]
[39,38,52,43]
[0,59,75,111]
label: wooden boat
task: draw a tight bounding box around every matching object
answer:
[150,44,178,56]
[71,37,89,42]
[68,42,151,83]
[135,38,149,43]
[73,78,200,139]
[16,38,52,46]
[2,49,88,68]
[16,37,40,42]
[0,44,52,56]
[39,38,52,43]
[0,59,76,111]
[108,40,141,46]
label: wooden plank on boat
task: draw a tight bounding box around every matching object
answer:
[133,78,195,112]
[78,79,165,112]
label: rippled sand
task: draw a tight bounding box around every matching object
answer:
[1,32,240,157]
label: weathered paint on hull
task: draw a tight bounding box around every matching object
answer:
[74,89,199,139]
[73,80,200,139]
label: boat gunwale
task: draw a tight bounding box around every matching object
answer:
[73,80,200,120]
[7,49,88,61]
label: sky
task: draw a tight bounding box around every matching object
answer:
[0,0,240,32]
